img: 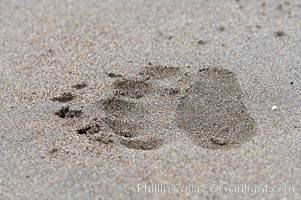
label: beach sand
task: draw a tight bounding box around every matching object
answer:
[0,0,300,199]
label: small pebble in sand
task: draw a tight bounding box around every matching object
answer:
[217,26,225,31]
[197,40,207,45]
[272,106,279,111]
[275,31,286,37]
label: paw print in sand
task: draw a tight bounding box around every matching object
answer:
[101,65,256,150]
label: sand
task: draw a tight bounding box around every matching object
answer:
[0,0,300,199]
